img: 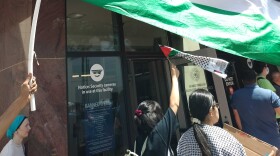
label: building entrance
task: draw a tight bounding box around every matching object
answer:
[125,58,172,148]
[123,48,229,153]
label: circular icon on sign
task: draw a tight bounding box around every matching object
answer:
[90,64,104,82]
[191,68,200,81]
[247,59,253,69]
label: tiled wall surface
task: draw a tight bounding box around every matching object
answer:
[0,0,67,155]
[0,0,32,149]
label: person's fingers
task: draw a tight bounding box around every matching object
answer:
[30,84,38,93]
[170,64,176,70]
[31,77,37,87]
[32,76,36,82]
[19,74,33,98]
[31,89,37,94]
[171,66,176,73]
[30,77,37,88]
[30,91,36,94]
[171,64,179,76]
[23,73,33,85]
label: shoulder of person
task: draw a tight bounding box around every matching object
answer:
[202,124,224,132]
[178,127,195,145]
[201,125,232,136]
[257,77,273,85]
[181,127,194,138]
[167,107,177,116]
[256,76,265,81]
[231,88,246,96]
[257,86,276,93]
[0,140,14,155]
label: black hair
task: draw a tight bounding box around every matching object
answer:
[189,89,215,156]
[253,61,267,74]
[241,69,257,85]
[193,124,211,156]
[134,100,164,135]
[189,89,215,122]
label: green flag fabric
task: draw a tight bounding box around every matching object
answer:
[160,45,229,78]
[84,0,280,66]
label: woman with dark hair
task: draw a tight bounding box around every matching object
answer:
[133,65,180,156]
[177,89,246,156]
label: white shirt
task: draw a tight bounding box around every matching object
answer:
[0,140,25,156]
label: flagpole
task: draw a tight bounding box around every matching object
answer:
[28,0,41,111]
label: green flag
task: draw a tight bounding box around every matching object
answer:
[84,0,280,65]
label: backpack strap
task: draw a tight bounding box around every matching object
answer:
[134,137,148,156]
[257,77,264,81]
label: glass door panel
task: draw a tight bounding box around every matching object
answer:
[67,56,127,156]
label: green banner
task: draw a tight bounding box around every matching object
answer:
[84,0,280,65]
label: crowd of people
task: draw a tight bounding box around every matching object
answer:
[2,61,280,156]
[130,65,247,156]
[130,61,280,156]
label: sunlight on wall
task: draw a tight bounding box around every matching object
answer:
[19,16,31,61]
[183,37,200,52]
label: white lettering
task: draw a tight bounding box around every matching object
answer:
[85,100,112,109]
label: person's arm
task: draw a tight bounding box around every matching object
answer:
[233,109,242,130]
[169,65,180,115]
[0,74,37,139]
[274,107,280,116]
[270,91,280,115]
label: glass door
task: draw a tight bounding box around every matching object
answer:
[67,56,128,156]
[125,59,171,148]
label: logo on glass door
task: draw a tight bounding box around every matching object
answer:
[90,64,104,82]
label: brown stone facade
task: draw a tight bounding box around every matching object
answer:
[0,0,67,155]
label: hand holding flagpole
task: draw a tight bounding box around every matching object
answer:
[28,0,41,111]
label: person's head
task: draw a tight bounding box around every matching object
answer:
[189,89,219,125]
[134,100,164,135]
[241,69,257,85]
[254,61,269,76]
[272,71,280,85]
[7,115,31,141]
[189,89,219,156]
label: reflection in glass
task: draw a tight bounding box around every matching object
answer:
[122,16,168,52]
[67,1,119,52]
